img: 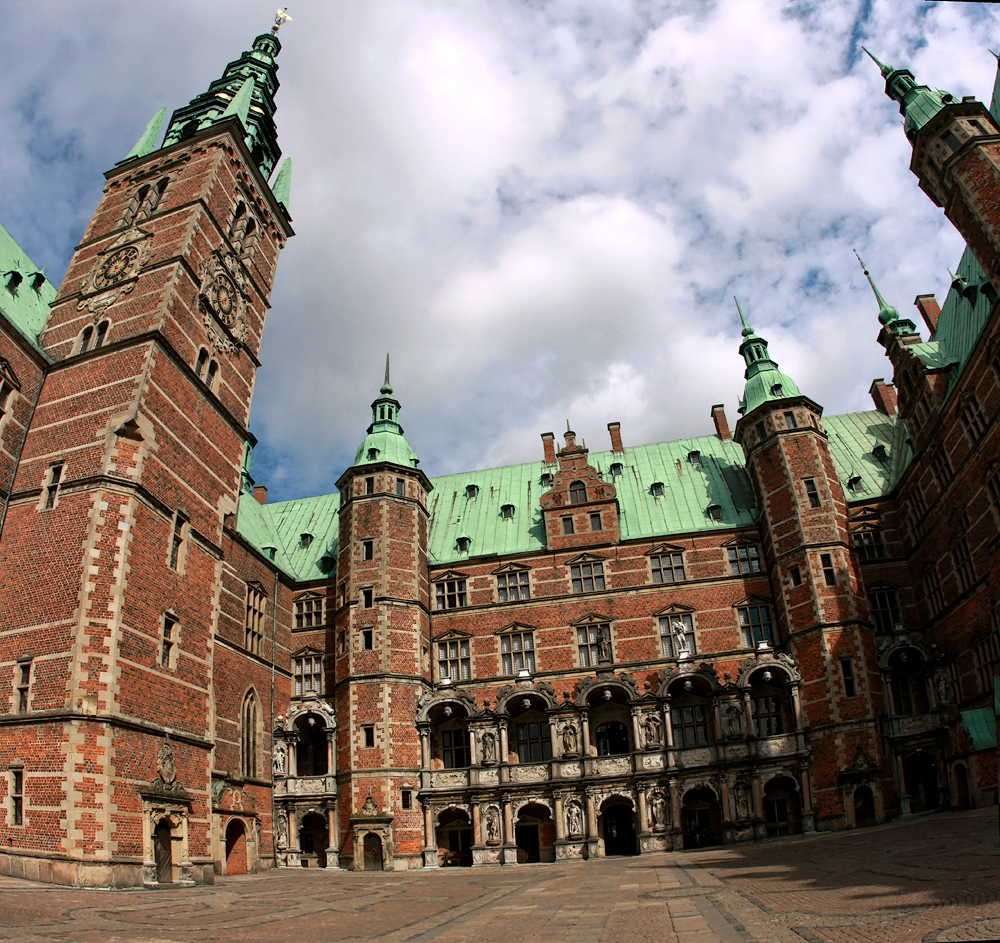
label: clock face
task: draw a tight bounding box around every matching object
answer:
[98,247,139,285]
[212,275,237,325]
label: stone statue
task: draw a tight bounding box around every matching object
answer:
[734,780,750,820]
[485,806,500,843]
[272,742,286,776]
[361,795,378,815]
[935,674,950,705]
[641,712,662,748]
[566,801,583,836]
[562,723,578,755]
[597,627,612,664]
[482,732,497,765]
[276,813,288,848]
[725,703,744,737]
[650,791,668,829]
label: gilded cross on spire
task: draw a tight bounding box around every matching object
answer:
[271,7,292,34]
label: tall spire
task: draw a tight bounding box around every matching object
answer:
[271,157,292,213]
[853,250,900,325]
[121,108,166,163]
[160,22,287,178]
[382,353,392,394]
[863,49,958,143]
[861,46,893,79]
[734,300,803,416]
[352,359,420,469]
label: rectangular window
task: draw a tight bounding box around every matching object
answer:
[651,552,685,583]
[43,463,63,510]
[363,726,375,748]
[841,659,857,698]
[396,478,405,496]
[562,516,574,535]
[401,790,412,810]
[11,770,23,827]
[338,630,346,654]
[755,421,766,440]
[570,562,604,593]
[672,705,708,748]
[363,588,374,608]
[932,451,953,491]
[728,545,761,575]
[161,615,178,668]
[294,596,322,629]
[15,661,30,714]
[789,566,802,586]
[576,623,608,667]
[497,570,530,602]
[803,479,820,508]
[910,484,927,519]
[245,586,266,653]
[362,629,374,650]
[820,553,836,586]
[515,721,552,764]
[988,472,1000,522]
[953,538,975,594]
[363,540,374,561]
[441,729,469,768]
[168,513,185,570]
[783,411,797,429]
[435,579,467,610]
[738,605,774,648]
[962,396,987,443]
[590,513,602,531]
[659,614,696,658]
[923,567,945,617]
[973,624,1000,694]
[437,639,471,680]
[852,529,886,562]
[869,588,901,633]
[294,655,323,696]
[500,632,535,675]
[365,477,374,495]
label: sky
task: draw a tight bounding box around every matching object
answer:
[2,0,998,502]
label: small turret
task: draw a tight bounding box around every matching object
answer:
[734,299,802,415]
[854,251,917,338]
[352,356,420,469]
[863,48,959,143]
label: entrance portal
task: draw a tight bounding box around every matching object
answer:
[904,752,939,813]
[225,819,248,875]
[363,833,384,871]
[601,800,637,856]
[955,764,970,810]
[299,812,329,867]
[154,821,173,884]
[681,787,722,849]
[853,785,876,827]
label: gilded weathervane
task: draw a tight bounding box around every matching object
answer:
[271,7,292,34]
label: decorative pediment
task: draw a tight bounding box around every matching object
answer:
[850,521,882,533]
[246,579,268,596]
[566,552,607,566]
[496,622,536,635]
[291,645,323,658]
[866,579,897,592]
[732,594,772,608]
[654,602,695,616]
[294,590,324,601]
[850,505,882,522]
[433,568,470,581]
[0,357,20,391]
[492,562,531,575]
[723,535,760,548]
[433,629,472,642]
[570,612,612,627]
[646,543,685,557]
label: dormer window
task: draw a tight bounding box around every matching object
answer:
[367,448,380,461]
[569,481,586,505]
[771,383,784,397]
[707,504,722,521]
[872,444,888,462]
[456,536,471,553]
[650,482,664,497]
[263,546,277,561]
[5,271,23,295]
[687,451,701,465]
[540,473,553,487]
[500,504,515,520]
[847,475,867,494]
[465,484,479,499]
[300,533,313,549]
[609,463,623,477]
[30,272,45,293]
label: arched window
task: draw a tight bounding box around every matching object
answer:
[241,691,261,778]
[196,349,209,379]
[122,185,149,226]
[595,720,630,756]
[206,361,219,390]
[229,202,247,241]
[79,325,94,354]
[239,218,258,259]
[569,481,586,505]
[93,321,109,349]
[749,669,791,737]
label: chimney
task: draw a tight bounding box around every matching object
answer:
[913,294,940,335]
[254,484,268,505]
[869,379,897,416]
[607,422,624,452]
[541,432,556,464]
[711,404,731,440]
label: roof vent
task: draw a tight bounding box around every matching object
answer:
[872,443,888,462]
[465,484,479,499]
[263,546,277,561]
[650,482,664,497]
[770,383,783,396]
[847,475,867,493]
[500,504,515,520]
[300,533,313,549]
[609,463,623,477]
[30,272,46,293]
[5,271,22,295]
[687,450,701,465]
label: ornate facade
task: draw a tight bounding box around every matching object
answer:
[0,33,996,885]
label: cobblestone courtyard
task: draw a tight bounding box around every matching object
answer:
[0,808,996,943]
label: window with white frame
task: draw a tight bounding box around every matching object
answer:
[497,570,529,601]
[437,638,470,681]
[659,613,696,657]
[294,654,323,697]
[500,630,535,675]
[738,604,774,648]
[294,595,323,629]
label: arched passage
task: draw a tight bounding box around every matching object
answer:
[904,752,939,813]
[763,776,801,837]
[600,796,638,857]
[681,786,722,849]
[298,811,329,867]
[515,802,555,863]
[225,819,248,875]
[853,785,876,827]
[436,808,472,866]
[954,764,970,811]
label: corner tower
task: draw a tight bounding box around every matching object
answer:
[0,20,293,886]
[332,361,432,870]
[731,304,891,832]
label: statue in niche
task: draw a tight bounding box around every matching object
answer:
[641,712,662,748]
[562,723,579,755]
[272,742,286,776]
[485,806,501,844]
[597,627,612,664]
[566,801,583,836]
[725,703,745,737]
[361,795,378,815]
[734,780,750,820]
[650,790,668,829]
[935,673,950,705]
[481,732,497,765]
[276,813,288,848]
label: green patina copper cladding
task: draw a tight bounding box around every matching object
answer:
[734,299,802,416]
[121,108,166,163]
[161,32,283,179]
[864,47,958,143]
[352,356,421,469]
[0,221,57,356]
[271,157,292,212]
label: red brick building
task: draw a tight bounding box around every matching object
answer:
[0,35,996,884]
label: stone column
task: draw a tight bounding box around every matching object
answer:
[499,720,510,764]
[549,719,560,759]
[287,737,298,778]
[326,729,337,777]
[630,709,643,752]
[896,753,912,816]
[501,793,517,864]
[790,683,806,752]
[636,786,650,837]
[751,773,765,839]
[711,699,724,750]
[742,691,756,756]
[585,790,600,858]
[472,801,482,845]
[553,793,566,841]
[418,723,432,790]
[580,710,592,755]
[798,764,816,833]
[422,803,439,868]
[326,806,339,865]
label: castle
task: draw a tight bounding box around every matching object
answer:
[0,27,996,885]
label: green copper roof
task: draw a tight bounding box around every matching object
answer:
[960,707,997,752]
[121,108,166,163]
[271,157,292,212]
[822,411,912,501]
[734,300,803,415]
[222,77,256,129]
[352,357,421,469]
[0,221,56,356]
[865,48,958,143]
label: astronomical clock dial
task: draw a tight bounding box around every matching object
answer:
[95,246,139,288]
[211,274,237,326]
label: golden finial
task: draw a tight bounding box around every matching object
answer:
[271,7,292,34]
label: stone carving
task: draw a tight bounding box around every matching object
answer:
[565,801,584,836]
[597,626,612,664]
[934,673,950,705]
[481,731,497,765]
[197,251,250,352]
[511,765,548,783]
[157,743,177,784]
[650,790,668,829]
[485,806,501,844]
[758,736,794,756]
[559,762,582,778]
[276,813,288,848]
[850,743,875,771]
[433,771,468,788]
[641,754,664,770]
[78,224,154,318]
[477,768,499,785]
[678,747,712,768]
[734,779,750,819]
[594,756,631,775]
[272,743,286,776]
[640,711,662,748]
[725,703,745,737]
[361,795,378,815]
[561,723,579,755]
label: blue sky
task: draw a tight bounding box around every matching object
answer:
[2,1,998,501]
